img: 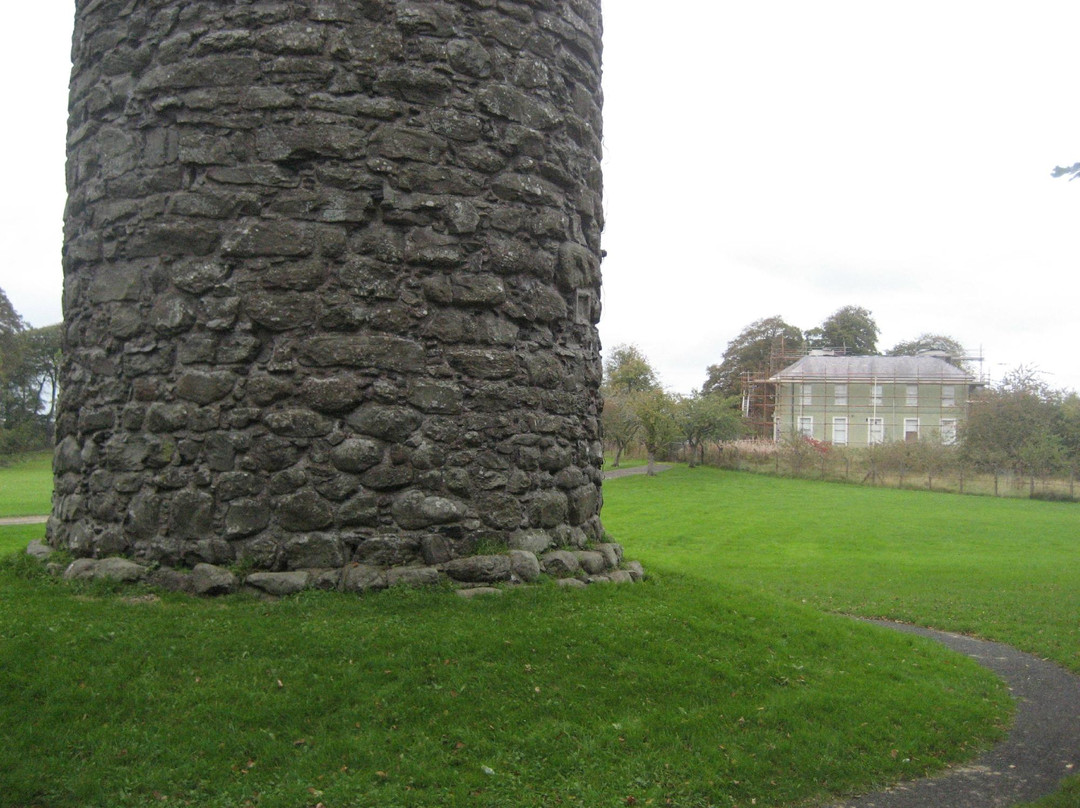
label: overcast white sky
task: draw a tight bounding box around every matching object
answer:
[3,2,1080,394]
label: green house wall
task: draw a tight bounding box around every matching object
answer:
[774,381,975,445]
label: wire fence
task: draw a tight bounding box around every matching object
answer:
[614,440,1080,502]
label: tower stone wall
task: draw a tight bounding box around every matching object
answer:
[50,0,609,587]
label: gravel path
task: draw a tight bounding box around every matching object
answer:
[0,515,48,526]
[602,463,674,479]
[828,620,1080,807]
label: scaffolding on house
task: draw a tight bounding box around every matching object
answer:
[739,338,831,439]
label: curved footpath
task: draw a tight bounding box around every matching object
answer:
[829,621,1080,807]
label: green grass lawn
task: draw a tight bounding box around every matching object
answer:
[0,451,52,517]
[602,466,1080,674]
[0,559,1007,808]
[1,459,1073,807]
[0,523,46,555]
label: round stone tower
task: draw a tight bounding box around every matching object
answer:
[50,0,610,588]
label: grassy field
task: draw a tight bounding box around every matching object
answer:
[602,467,1080,674]
[0,451,52,516]
[0,459,1071,807]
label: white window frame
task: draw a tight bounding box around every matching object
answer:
[904,417,920,442]
[797,416,814,438]
[867,417,884,445]
[832,416,848,446]
[834,384,848,407]
[871,384,883,406]
[906,384,918,406]
[940,418,958,445]
[801,384,813,406]
[942,386,955,408]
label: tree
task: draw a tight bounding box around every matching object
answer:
[603,343,659,395]
[18,324,62,437]
[0,287,25,337]
[960,366,1062,479]
[631,388,678,476]
[702,316,803,397]
[0,287,26,383]
[675,391,744,467]
[0,288,61,452]
[807,305,879,355]
[888,333,969,371]
[1055,392,1080,463]
[601,393,640,469]
[888,333,964,359]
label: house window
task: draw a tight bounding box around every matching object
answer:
[941,418,957,445]
[834,384,848,406]
[906,385,918,406]
[867,417,884,445]
[797,416,813,437]
[942,386,955,408]
[801,384,813,406]
[832,416,848,445]
[871,384,882,406]
[904,417,920,442]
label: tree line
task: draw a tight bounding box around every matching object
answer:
[0,287,61,454]
[602,345,743,475]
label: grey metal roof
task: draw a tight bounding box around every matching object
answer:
[770,355,977,383]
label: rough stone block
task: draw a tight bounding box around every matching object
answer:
[341,563,388,593]
[529,490,569,529]
[540,549,580,578]
[26,540,54,561]
[508,549,541,582]
[572,550,606,576]
[263,409,334,438]
[191,563,239,596]
[509,529,552,555]
[386,566,441,588]
[443,554,512,583]
[176,371,237,405]
[225,499,271,538]
[391,490,465,530]
[595,542,623,570]
[245,571,311,596]
[282,532,345,570]
[354,535,421,567]
[300,336,425,372]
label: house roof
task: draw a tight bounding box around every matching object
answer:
[769,355,978,383]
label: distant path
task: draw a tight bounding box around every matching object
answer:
[828,620,1080,807]
[0,515,48,526]
[602,463,674,480]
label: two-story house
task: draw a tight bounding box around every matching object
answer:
[770,354,982,446]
